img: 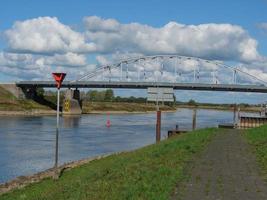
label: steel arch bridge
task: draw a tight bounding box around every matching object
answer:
[76,54,266,85]
[17,54,267,93]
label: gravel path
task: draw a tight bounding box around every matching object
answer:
[172,129,267,200]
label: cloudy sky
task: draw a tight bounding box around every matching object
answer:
[0,0,267,103]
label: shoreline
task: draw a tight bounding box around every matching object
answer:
[0,105,261,116]
[0,151,127,194]
[0,109,176,116]
[176,105,261,113]
[0,110,57,116]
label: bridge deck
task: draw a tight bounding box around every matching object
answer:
[15,81,267,93]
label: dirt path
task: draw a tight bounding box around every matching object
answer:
[172,129,267,200]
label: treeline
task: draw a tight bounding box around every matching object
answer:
[177,99,254,107]
[44,89,147,103]
[82,89,147,103]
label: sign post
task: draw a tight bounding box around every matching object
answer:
[147,87,174,143]
[52,73,66,179]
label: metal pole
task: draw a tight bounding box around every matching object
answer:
[120,63,122,81]
[194,69,196,83]
[54,88,60,178]
[174,58,177,82]
[156,86,159,111]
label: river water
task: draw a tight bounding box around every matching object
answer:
[0,108,247,183]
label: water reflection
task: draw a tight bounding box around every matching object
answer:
[0,108,250,183]
[63,115,81,128]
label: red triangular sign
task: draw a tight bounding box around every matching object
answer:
[52,73,66,89]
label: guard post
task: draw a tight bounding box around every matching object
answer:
[52,72,66,179]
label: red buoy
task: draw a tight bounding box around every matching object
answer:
[106,113,111,127]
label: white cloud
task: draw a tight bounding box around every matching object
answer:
[84,16,261,63]
[84,16,120,32]
[0,52,93,80]
[258,23,267,31]
[5,17,96,54]
[1,16,267,82]
[96,55,110,65]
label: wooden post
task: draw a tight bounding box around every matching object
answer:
[233,104,237,125]
[192,108,197,130]
[156,110,161,142]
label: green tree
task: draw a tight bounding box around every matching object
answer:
[36,87,45,98]
[87,90,98,101]
[188,99,197,106]
[104,89,114,101]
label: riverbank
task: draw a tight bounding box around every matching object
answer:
[82,101,175,114]
[0,86,52,113]
[0,86,262,115]
[177,104,261,113]
[0,86,177,115]
[0,128,217,199]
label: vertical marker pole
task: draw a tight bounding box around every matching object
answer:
[52,72,66,180]
[156,110,161,142]
[53,88,60,179]
[192,108,197,130]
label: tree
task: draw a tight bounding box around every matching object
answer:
[104,89,114,101]
[87,90,98,101]
[188,99,197,106]
[36,87,45,98]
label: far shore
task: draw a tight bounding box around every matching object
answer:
[0,104,262,116]
[177,104,262,113]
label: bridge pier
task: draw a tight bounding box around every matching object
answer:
[63,89,82,115]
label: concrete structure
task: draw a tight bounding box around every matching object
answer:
[14,81,267,115]
[239,116,267,128]
[63,89,82,115]
[0,83,26,99]
[1,83,82,115]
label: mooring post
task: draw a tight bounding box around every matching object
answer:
[233,104,237,125]
[192,108,197,130]
[156,110,161,142]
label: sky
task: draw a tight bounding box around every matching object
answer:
[1,0,267,103]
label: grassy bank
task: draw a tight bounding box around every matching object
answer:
[177,104,261,113]
[82,101,175,113]
[244,125,267,176]
[0,128,217,200]
[0,86,50,112]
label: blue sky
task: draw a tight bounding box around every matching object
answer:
[1,0,267,103]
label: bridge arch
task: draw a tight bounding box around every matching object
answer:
[76,55,266,86]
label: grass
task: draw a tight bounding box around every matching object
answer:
[0,86,50,111]
[0,128,217,200]
[244,125,267,176]
[82,101,175,113]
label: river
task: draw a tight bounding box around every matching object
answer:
[0,108,249,183]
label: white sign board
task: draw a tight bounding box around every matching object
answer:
[147,87,174,102]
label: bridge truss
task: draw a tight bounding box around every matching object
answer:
[76,55,267,86]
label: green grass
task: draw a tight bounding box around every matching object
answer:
[244,125,267,175]
[82,101,175,113]
[0,86,50,111]
[0,128,217,200]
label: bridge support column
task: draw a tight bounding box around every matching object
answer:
[63,89,82,115]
